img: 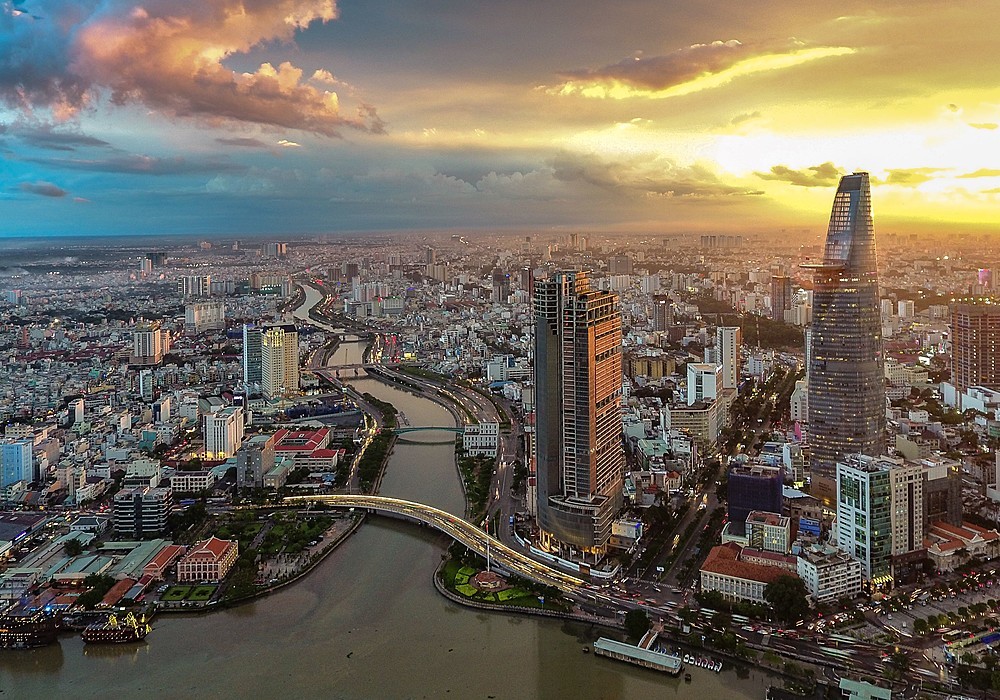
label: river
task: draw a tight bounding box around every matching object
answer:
[0,294,769,699]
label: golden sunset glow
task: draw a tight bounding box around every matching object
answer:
[2,1,999,236]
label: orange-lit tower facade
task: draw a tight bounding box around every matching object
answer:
[533,271,624,558]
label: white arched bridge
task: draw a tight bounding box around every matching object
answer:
[282,494,585,593]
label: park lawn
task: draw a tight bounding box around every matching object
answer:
[457,566,476,578]
[455,584,479,597]
[187,585,217,601]
[497,588,530,602]
[162,586,191,601]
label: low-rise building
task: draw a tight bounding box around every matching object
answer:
[796,544,863,604]
[176,537,238,583]
[170,471,217,493]
[463,422,499,457]
[699,542,796,605]
[744,511,791,554]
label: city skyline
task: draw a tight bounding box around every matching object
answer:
[2,1,999,238]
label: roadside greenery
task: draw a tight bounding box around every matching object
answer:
[358,429,394,492]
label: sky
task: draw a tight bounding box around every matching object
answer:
[2,0,999,239]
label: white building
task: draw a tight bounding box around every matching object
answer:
[745,511,791,554]
[205,406,245,459]
[686,363,722,406]
[463,422,500,457]
[170,471,217,493]
[797,544,863,604]
[261,324,299,398]
[184,300,226,334]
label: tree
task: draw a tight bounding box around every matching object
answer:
[712,610,733,633]
[764,575,810,625]
[63,538,84,557]
[624,609,651,641]
[913,618,928,636]
[885,651,912,681]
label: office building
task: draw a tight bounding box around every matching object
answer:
[687,363,722,405]
[770,275,793,322]
[727,464,783,537]
[744,510,791,554]
[237,434,277,490]
[796,544,864,604]
[805,173,885,502]
[950,302,1000,393]
[261,324,299,398]
[1,441,35,488]
[463,422,500,457]
[131,322,170,366]
[651,295,673,332]
[179,275,211,298]
[204,406,245,459]
[716,327,741,390]
[113,487,172,538]
[184,300,226,334]
[835,454,893,588]
[242,324,263,387]
[534,271,624,557]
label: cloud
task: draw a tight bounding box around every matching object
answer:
[11,125,110,151]
[28,153,247,176]
[958,168,1000,178]
[277,139,302,148]
[730,111,762,126]
[1,0,383,136]
[549,151,761,198]
[216,137,269,148]
[755,162,843,187]
[550,39,854,99]
[883,168,944,186]
[19,180,67,197]
[969,123,998,130]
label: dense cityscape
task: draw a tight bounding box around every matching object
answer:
[1,173,1000,698]
[3,1,999,699]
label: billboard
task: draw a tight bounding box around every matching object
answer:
[799,517,821,537]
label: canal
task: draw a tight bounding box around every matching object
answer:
[0,296,768,699]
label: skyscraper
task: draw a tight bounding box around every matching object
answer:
[950,302,1000,393]
[805,172,885,502]
[533,271,624,558]
[651,294,673,332]
[261,324,299,398]
[716,326,741,391]
[770,275,793,322]
[242,324,263,387]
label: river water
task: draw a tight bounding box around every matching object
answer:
[0,302,769,699]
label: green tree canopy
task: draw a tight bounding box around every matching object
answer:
[764,575,810,625]
[624,609,651,641]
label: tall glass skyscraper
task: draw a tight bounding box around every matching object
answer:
[805,172,885,502]
[533,271,624,558]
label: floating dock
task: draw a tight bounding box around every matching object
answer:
[593,637,683,675]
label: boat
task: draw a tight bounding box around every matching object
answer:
[81,612,151,644]
[0,611,60,649]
